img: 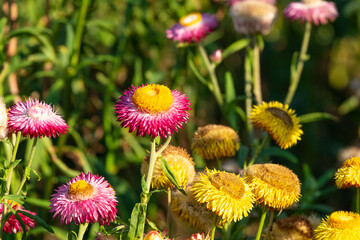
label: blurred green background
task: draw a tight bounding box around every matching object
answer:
[1,0,360,239]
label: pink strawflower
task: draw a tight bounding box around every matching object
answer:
[114,84,191,138]
[166,12,218,43]
[0,202,36,234]
[7,98,68,138]
[284,0,338,25]
[49,172,117,225]
[210,49,222,63]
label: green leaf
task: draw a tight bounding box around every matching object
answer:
[0,18,7,42]
[299,112,338,124]
[290,52,299,83]
[187,54,210,87]
[258,147,298,164]
[13,212,27,240]
[160,157,186,195]
[18,210,54,233]
[338,96,359,115]
[5,159,22,169]
[2,194,25,205]
[225,72,238,129]
[127,203,147,240]
[222,39,250,60]
[146,218,160,231]
[67,231,77,240]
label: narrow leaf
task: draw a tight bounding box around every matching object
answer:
[160,157,186,195]
[128,203,147,240]
[5,159,22,169]
[2,194,25,205]
[187,55,210,87]
[258,147,298,164]
[222,39,250,60]
[13,212,27,240]
[299,112,338,124]
[18,210,54,233]
[67,231,77,240]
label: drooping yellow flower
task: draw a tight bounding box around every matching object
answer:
[141,145,195,189]
[244,163,301,209]
[191,124,240,160]
[335,157,360,189]
[171,187,217,231]
[191,168,254,222]
[250,101,303,149]
[314,211,360,240]
[270,215,315,240]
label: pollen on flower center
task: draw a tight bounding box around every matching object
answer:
[266,107,293,127]
[210,172,245,200]
[180,13,202,26]
[132,85,173,113]
[67,180,95,200]
[329,211,360,229]
[27,105,49,119]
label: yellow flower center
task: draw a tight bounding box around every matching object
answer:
[67,180,95,200]
[27,105,47,119]
[210,172,245,200]
[344,157,360,167]
[329,211,360,229]
[247,164,300,193]
[180,13,202,27]
[266,107,293,128]
[132,85,173,113]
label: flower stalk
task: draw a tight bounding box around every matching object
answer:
[284,22,312,105]
[253,36,262,105]
[255,208,267,240]
[198,43,224,107]
[77,222,89,240]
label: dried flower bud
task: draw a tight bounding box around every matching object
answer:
[230,0,277,35]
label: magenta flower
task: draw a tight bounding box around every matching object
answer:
[284,0,338,25]
[166,12,218,43]
[114,84,191,138]
[7,98,68,138]
[0,203,36,234]
[49,172,117,225]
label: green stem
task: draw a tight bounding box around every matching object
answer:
[198,43,224,107]
[15,138,38,195]
[5,132,21,195]
[210,215,218,240]
[167,188,172,237]
[284,22,312,106]
[70,0,90,68]
[253,36,262,105]
[245,48,253,134]
[255,208,268,240]
[77,223,89,240]
[246,135,270,169]
[265,210,275,240]
[357,188,359,214]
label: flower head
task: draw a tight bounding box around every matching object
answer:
[166,12,218,43]
[144,230,163,240]
[50,172,117,225]
[191,124,240,160]
[141,145,195,189]
[7,98,68,139]
[270,215,314,240]
[230,0,277,35]
[335,157,360,189]
[244,163,301,209]
[171,186,218,231]
[250,101,303,149]
[314,211,360,240]
[210,49,222,63]
[0,97,8,140]
[115,84,190,138]
[191,168,254,222]
[284,0,338,25]
[187,233,210,240]
[0,201,36,234]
